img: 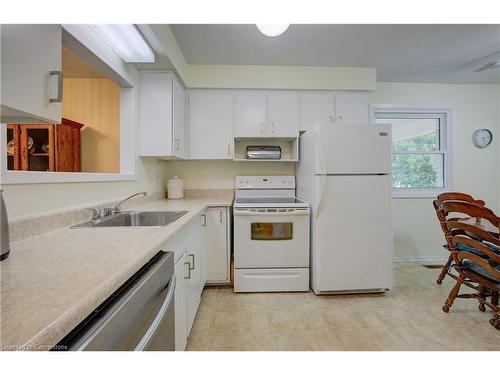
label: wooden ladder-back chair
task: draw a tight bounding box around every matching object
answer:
[433,192,486,285]
[441,202,499,329]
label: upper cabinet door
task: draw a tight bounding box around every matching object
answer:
[234,92,266,137]
[172,76,187,159]
[138,71,174,156]
[1,25,62,124]
[268,93,299,137]
[334,92,369,124]
[300,93,334,132]
[189,91,233,159]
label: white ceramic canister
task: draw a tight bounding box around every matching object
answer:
[167,176,184,199]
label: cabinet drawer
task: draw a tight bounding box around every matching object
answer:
[234,268,309,292]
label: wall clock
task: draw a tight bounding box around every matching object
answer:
[472,129,493,148]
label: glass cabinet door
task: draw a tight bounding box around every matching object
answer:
[20,125,55,171]
[6,125,20,170]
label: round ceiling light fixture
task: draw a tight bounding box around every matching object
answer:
[256,24,290,37]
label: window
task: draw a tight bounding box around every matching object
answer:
[373,108,451,197]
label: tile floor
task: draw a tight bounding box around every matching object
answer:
[186,263,499,351]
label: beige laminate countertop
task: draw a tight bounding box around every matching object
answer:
[0,198,232,351]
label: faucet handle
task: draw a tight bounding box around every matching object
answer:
[101,207,114,218]
[86,208,101,220]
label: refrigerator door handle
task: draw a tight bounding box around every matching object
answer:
[315,123,327,219]
[315,174,326,219]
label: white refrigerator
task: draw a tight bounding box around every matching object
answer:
[296,123,393,294]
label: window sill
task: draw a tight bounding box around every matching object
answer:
[393,188,449,199]
[0,171,137,185]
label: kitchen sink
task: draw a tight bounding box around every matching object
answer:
[71,211,188,228]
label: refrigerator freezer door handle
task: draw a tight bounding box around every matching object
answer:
[315,124,327,175]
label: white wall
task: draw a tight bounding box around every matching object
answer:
[370,82,500,260]
[2,157,167,219]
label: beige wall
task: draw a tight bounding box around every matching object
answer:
[370,82,500,260]
[62,78,120,173]
[163,160,294,189]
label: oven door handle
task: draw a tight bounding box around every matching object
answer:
[234,210,310,216]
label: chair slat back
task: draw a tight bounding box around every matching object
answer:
[440,201,498,228]
[435,192,485,207]
[451,235,500,281]
[433,192,487,246]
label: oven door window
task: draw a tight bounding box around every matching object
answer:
[251,223,293,240]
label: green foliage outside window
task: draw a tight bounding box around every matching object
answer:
[392,132,443,188]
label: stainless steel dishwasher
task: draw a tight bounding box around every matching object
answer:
[58,251,176,351]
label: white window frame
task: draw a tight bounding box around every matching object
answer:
[0,25,138,185]
[370,106,453,199]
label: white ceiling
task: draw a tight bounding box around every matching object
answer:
[169,24,500,84]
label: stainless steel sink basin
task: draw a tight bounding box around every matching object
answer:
[71,211,188,228]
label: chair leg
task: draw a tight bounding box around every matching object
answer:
[443,276,463,313]
[490,314,500,330]
[492,291,499,307]
[436,254,453,285]
[478,286,487,312]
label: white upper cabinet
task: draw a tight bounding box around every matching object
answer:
[1,25,62,124]
[300,93,334,131]
[139,71,186,159]
[268,93,299,137]
[234,92,267,137]
[300,92,369,130]
[234,91,299,138]
[172,77,187,158]
[334,92,369,124]
[189,91,233,159]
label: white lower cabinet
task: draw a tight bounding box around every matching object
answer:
[186,232,203,334]
[204,207,231,284]
[174,252,189,351]
[170,214,206,350]
[168,208,231,350]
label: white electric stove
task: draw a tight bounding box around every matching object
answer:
[233,176,310,292]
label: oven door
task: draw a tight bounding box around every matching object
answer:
[234,208,310,268]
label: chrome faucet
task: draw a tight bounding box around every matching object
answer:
[86,208,101,221]
[86,192,148,221]
[112,192,148,214]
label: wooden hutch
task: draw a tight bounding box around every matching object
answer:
[6,118,83,172]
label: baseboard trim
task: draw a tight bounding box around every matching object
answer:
[393,256,448,263]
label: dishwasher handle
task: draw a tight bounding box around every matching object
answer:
[134,275,176,351]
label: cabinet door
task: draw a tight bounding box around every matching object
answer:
[189,91,233,159]
[187,233,202,335]
[334,93,369,124]
[138,71,173,156]
[200,212,208,286]
[300,93,334,132]
[268,93,299,137]
[1,25,62,124]
[172,76,187,159]
[234,92,266,137]
[20,125,55,172]
[205,208,230,284]
[174,253,189,351]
